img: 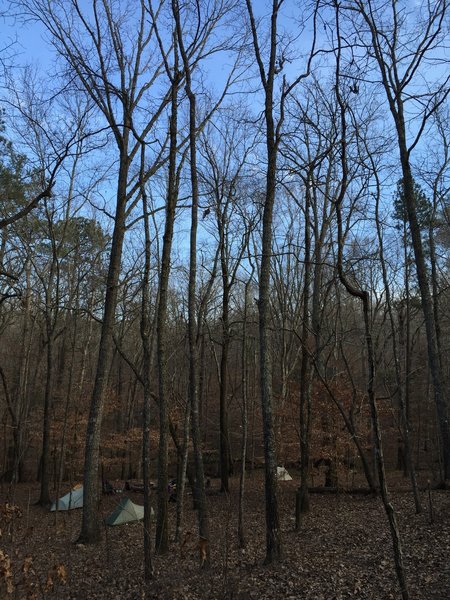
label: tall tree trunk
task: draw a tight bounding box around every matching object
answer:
[175,399,190,542]
[374,175,422,513]
[238,273,252,548]
[13,259,33,483]
[219,273,231,493]
[78,154,129,544]
[296,181,312,527]
[38,215,59,507]
[155,63,179,555]
[245,0,284,563]
[399,156,449,481]
[402,222,412,428]
[55,300,79,513]
[334,14,409,593]
[336,212,410,598]
[140,142,156,580]
[38,310,54,506]
[173,0,209,565]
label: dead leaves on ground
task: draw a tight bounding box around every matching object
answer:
[0,548,67,598]
[1,478,450,599]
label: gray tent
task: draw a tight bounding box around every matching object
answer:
[50,485,84,511]
[276,466,293,481]
[105,497,153,526]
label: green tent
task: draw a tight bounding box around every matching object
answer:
[105,497,153,526]
[50,485,84,511]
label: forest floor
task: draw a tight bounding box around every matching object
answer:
[1,471,450,599]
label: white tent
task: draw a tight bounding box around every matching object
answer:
[105,497,153,526]
[50,485,84,511]
[276,466,292,481]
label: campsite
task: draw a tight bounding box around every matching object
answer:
[1,0,450,598]
[1,471,450,599]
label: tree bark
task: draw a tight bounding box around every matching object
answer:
[333,10,409,593]
[155,59,179,555]
[245,0,284,563]
[38,202,60,507]
[78,155,129,544]
[374,171,422,513]
[140,142,155,580]
[173,0,209,565]
[296,193,313,527]
[238,269,253,548]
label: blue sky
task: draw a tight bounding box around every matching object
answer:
[1,5,53,68]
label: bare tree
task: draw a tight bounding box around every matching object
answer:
[244,0,317,562]
[237,262,255,548]
[14,0,178,542]
[3,71,95,503]
[344,0,450,483]
[199,113,256,494]
[369,150,422,513]
[172,0,209,565]
[149,6,181,555]
[333,8,409,596]
[172,0,245,564]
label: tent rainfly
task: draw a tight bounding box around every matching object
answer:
[276,466,293,481]
[105,497,153,526]
[50,485,84,511]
